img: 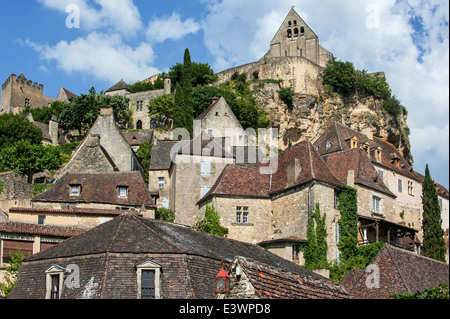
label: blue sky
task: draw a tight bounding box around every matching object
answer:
[0,0,448,188]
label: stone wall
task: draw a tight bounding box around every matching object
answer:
[0,173,34,201]
[1,74,44,114]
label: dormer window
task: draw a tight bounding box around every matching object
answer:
[350,136,358,149]
[363,142,370,155]
[70,185,81,196]
[118,186,128,198]
[375,147,382,162]
[326,141,332,150]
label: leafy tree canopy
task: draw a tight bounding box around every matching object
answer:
[170,62,218,88]
[0,113,43,150]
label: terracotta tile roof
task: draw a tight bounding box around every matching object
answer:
[32,172,155,208]
[322,148,395,197]
[200,164,271,202]
[0,221,86,238]
[343,244,449,299]
[62,88,77,99]
[232,257,348,299]
[269,140,344,194]
[9,207,142,217]
[122,130,153,146]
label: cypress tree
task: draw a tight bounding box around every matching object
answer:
[421,164,446,262]
[173,48,194,137]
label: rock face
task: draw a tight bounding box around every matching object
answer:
[249,79,412,165]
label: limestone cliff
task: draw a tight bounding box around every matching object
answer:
[250,80,413,165]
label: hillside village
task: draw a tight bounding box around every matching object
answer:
[0,8,448,300]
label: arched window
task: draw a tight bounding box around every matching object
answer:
[294,28,299,36]
[293,20,297,26]
[287,29,292,38]
[300,27,305,35]
[288,21,292,27]
[150,119,157,129]
[136,120,143,130]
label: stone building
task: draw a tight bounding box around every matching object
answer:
[25,113,68,146]
[8,212,347,299]
[1,73,54,114]
[59,108,145,178]
[105,75,171,131]
[314,122,449,257]
[340,244,449,299]
[55,87,77,102]
[198,140,344,264]
[215,8,333,95]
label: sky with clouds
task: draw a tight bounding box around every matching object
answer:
[0,0,448,188]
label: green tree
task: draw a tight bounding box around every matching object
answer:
[338,186,359,261]
[0,140,63,184]
[170,62,217,88]
[0,249,27,298]
[0,113,43,150]
[323,58,357,96]
[421,164,446,262]
[59,87,130,135]
[173,49,195,137]
[155,207,175,223]
[136,141,152,184]
[147,94,175,129]
[192,205,229,237]
[304,203,328,270]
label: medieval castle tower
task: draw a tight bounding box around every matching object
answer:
[1,73,46,114]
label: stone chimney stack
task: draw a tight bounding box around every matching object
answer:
[287,158,301,187]
[49,116,59,146]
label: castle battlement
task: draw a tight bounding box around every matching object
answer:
[2,73,44,91]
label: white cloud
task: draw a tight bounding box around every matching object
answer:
[146,13,200,43]
[26,32,159,84]
[37,0,142,35]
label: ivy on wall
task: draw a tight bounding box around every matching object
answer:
[337,186,359,261]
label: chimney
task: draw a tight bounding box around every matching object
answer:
[287,158,301,187]
[49,116,59,146]
[347,170,355,187]
[100,108,113,116]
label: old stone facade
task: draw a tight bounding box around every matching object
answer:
[105,76,171,131]
[215,8,333,95]
[1,73,54,114]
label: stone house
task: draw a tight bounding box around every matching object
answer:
[340,244,449,299]
[59,108,145,178]
[105,75,171,131]
[55,87,77,102]
[314,123,449,257]
[8,213,347,299]
[25,113,68,146]
[198,140,344,264]
[30,171,155,218]
[122,130,153,152]
[193,97,249,151]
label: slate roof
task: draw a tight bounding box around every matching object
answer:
[32,172,155,208]
[341,244,449,299]
[105,79,132,93]
[149,140,180,170]
[25,213,331,280]
[231,257,348,299]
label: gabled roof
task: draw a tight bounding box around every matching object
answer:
[229,256,348,299]
[122,130,153,146]
[32,172,155,208]
[322,147,395,197]
[149,140,180,171]
[269,140,344,194]
[105,79,132,93]
[342,244,449,299]
[178,132,234,158]
[0,221,85,238]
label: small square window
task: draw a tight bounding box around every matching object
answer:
[119,187,128,198]
[70,185,80,196]
[38,215,46,225]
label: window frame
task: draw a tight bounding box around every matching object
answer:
[372,196,381,214]
[45,265,65,300]
[70,185,81,197]
[158,177,165,189]
[135,260,161,299]
[118,186,128,199]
